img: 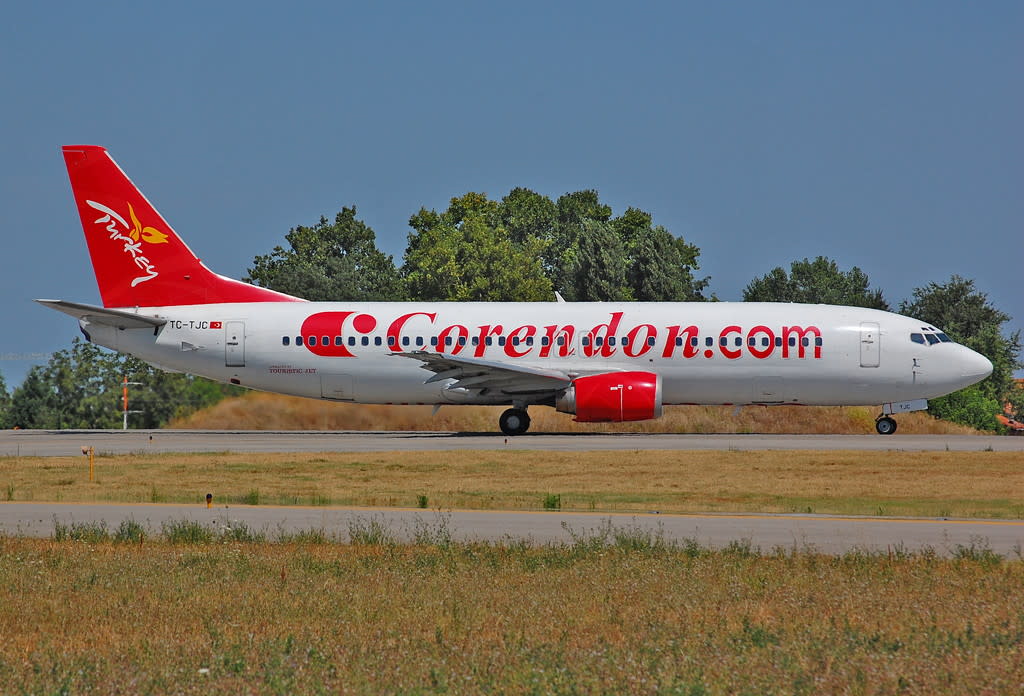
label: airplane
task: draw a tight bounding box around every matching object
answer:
[39,145,993,436]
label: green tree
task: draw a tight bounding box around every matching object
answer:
[899,275,1022,429]
[558,219,632,302]
[7,367,51,429]
[404,194,552,301]
[247,207,404,301]
[0,372,10,429]
[743,257,889,309]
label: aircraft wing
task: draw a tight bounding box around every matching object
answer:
[35,299,167,330]
[393,351,571,395]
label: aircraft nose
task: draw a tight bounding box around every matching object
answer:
[960,347,993,383]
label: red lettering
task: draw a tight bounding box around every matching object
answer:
[474,325,503,357]
[719,325,742,360]
[623,324,657,358]
[540,325,575,358]
[437,324,470,355]
[504,325,537,358]
[663,325,700,359]
[746,325,775,359]
[387,312,436,351]
[782,326,821,358]
[584,312,624,358]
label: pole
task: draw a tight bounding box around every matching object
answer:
[89,447,94,482]
[123,376,128,430]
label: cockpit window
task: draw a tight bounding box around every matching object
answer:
[925,334,940,345]
[910,333,925,344]
[937,333,952,343]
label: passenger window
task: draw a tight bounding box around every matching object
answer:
[471,336,479,346]
[815,337,823,347]
[347,337,355,346]
[734,337,742,347]
[388,336,397,347]
[775,337,782,347]
[675,337,683,347]
[648,336,656,347]
[691,337,699,346]
[748,337,756,346]
[308,336,317,346]
[582,336,590,346]
[801,337,810,347]
[430,337,438,347]
[416,336,424,347]
[526,337,534,346]
[595,336,604,346]
[335,336,343,346]
[485,336,493,346]
[362,337,369,346]
[296,336,304,346]
[499,336,506,346]
[608,337,616,347]
[706,337,714,347]
[374,337,382,346]
[541,336,550,346]
[458,336,466,346]
[557,336,565,346]
[762,337,770,347]
[322,336,329,346]
[720,337,727,346]
[445,337,453,346]
[788,337,796,347]
[282,336,290,346]
[925,334,939,345]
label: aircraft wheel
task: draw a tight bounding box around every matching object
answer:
[875,417,897,435]
[499,408,531,436]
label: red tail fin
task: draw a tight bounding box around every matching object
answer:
[63,145,304,307]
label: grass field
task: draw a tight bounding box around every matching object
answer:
[3,449,1022,519]
[169,394,978,435]
[1,528,1021,695]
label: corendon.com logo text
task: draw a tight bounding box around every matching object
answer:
[298,311,822,361]
[86,200,169,287]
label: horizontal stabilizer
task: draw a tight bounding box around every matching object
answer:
[35,299,167,329]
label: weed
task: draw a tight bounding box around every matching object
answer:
[610,520,671,552]
[542,493,561,510]
[951,537,1002,567]
[416,494,429,509]
[347,515,396,546]
[277,527,331,544]
[218,520,266,543]
[241,489,261,506]
[113,519,146,544]
[723,538,759,558]
[310,493,331,506]
[149,484,162,503]
[53,518,110,543]
[5,483,12,501]
[162,519,215,544]
[411,512,454,548]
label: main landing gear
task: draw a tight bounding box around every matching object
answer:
[875,416,898,435]
[499,408,531,436]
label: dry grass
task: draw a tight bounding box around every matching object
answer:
[0,535,1020,694]
[4,449,1022,518]
[169,392,977,435]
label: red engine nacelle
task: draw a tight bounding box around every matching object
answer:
[556,371,663,422]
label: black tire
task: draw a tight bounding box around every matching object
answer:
[499,408,531,436]
[875,417,897,435]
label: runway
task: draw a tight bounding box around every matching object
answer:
[1,429,1022,456]
[3,502,1022,557]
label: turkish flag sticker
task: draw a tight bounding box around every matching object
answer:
[210,321,223,329]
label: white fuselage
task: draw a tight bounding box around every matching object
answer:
[80,301,992,409]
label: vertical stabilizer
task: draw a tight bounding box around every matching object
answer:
[62,145,303,307]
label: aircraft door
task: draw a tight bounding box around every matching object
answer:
[860,322,880,368]
[225,321,245,367]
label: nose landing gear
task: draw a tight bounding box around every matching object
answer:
[875,416,898,435]
[499,408,531,436]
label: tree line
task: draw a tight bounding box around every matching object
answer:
[1,187,1019,430]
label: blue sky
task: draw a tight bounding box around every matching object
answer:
[1,1,1021,386]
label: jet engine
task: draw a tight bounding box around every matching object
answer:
[556,371,663,422]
